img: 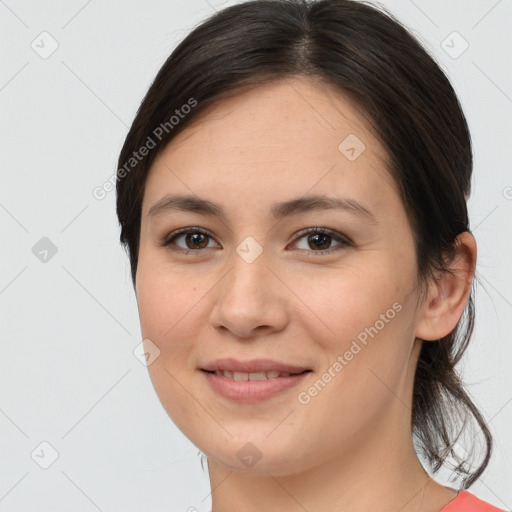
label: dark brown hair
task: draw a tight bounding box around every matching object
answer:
[116,0,492,488]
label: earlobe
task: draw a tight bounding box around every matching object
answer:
[415,231,477,342]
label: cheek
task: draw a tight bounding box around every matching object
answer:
[136,262,202,340]
[136,269,204,429]
[293,260,415,411]
[136,262,211,404]
[293,262,405,347]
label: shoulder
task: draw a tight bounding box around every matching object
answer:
[441,490,509,512]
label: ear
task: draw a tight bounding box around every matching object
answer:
[415,231,477,341]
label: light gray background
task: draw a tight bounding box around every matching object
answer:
[0,0,511,511]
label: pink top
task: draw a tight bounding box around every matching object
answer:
[208,490,508,512]
[440,490,508,511]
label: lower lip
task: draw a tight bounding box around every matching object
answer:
[201,370,310,402]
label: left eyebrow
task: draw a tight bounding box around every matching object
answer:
[147,193,378,224]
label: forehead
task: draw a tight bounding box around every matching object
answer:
[142,76,397,219]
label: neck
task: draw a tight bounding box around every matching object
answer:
[207,409,442,512]
[206,340,456,512]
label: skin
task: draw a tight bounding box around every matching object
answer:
[135,76,476,512]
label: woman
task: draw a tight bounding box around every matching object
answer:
[115,0,507,510]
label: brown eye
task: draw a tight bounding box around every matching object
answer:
[306,232,331,250]
[161,226,352,256]
[182,232,210,249]
[161,227,218,253]
[291,227,352,255]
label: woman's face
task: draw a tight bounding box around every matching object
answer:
[136,76,426,476]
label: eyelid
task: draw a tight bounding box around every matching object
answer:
[160,226,353,255]
[160,226,217,249]
[292,227,352,246]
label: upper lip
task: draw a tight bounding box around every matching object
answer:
[200,358,311,374]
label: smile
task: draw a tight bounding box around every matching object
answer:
[206,370,306,380]
[201,369,311,402]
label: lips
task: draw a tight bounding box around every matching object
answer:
[208,370,299,380]
[199,358,313,402]
[202,368,311,402]
[200,357,311,375]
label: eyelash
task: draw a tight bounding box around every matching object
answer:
[160,226,352,256]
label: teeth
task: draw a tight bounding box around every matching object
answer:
[213,370,294,380]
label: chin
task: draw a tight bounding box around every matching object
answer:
[199,436,315,477]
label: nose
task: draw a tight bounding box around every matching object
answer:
[208,249,290,339]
